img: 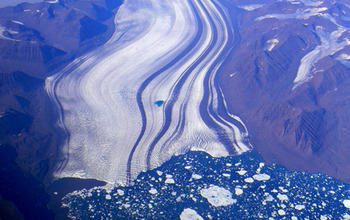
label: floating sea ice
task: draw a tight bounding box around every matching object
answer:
[236,169,247,175]
[343,199,350,208]
[343,214,350,220]
[235,188,243,196]
[321,215,330,220]
[277,193,289,202]
[278,186,288,193]
[191,174,202,180]
[294,204,305,210]
[117,189,124,196]
[264,193,274,202]
[253,174,270,181]
[149,188,158,195]
[222,173,231,177]
[200,185,236,207]
[278,209,286,216]
[180,208,203,220]
[165,178,175,184]
[244,177,254,183]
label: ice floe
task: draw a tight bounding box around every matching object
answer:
[343,200,350,208]
[180,208,203,220]
[253,173,271,181]
[200,185,236,207]
[234,188,243,196]
[149,188,158,195]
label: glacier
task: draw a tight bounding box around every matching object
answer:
[46,0,251,185]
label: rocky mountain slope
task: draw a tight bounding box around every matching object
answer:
[0,0,122,218]
[220,0,350,183]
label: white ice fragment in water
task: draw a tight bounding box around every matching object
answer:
[278,209,286,216]
[343,199,350,208]
[235,188,243,196]
[291,217,298,220]
[236,169,247,175]
[244,177,254,183]
[200,185,236,207]
[191,174,202,180]
[117,189,124,196]
[149,188,158,195]
[165,178,175,184]
[342,213,350,220]
[105,194,112,200]
[184,166,192,170]
[264,193,274,202]
[156,170,163,176]
[253,174,270,181]
[278,186,288,193]
[321,215,329,220]
[180,208,203,220]
[294,205,305,210]
[88,204,94,211]
[222,173,231,177]
[277,193,289,202]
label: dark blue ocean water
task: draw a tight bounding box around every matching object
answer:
[62,151,350,219]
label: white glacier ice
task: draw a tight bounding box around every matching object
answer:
[46,0,252,185]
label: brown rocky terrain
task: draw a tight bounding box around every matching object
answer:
[0,1,122,218]
[220,0,350,183]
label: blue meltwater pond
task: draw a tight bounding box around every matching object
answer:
[154,100,164,107]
